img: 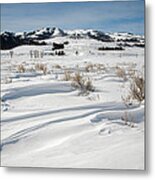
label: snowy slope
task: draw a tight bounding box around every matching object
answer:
[1,33,145,169]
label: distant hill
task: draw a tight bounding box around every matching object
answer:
[0,27,144,50]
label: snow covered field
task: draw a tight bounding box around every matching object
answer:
[1,34,145,169]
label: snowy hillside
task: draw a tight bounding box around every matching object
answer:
[0,27,144,50]
[1,29,145,169]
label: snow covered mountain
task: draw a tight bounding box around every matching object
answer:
[0,27,144,50]
[25,27,67,39]
[66,29,114,42]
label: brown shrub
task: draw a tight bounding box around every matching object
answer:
[54,64,62,69]
[71,72,94,95]
[122,74,145,105]
[85,64,93,72]
[63,71,72,81]
[96,63,105,71]
[116,66,127,81]
[35,63,47,75]
[130,75,145,102]
[17,64,26,73]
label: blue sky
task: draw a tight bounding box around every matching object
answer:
[1,0,144,34]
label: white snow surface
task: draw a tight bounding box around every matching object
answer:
[1,36,145,169]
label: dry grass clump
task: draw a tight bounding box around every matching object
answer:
[84,79,94,92]
[95,63,105,71]
[71,72,83,88]
[63,71,72,81]
[54,64,62,69]
[116,66,127,81]
[85,63,105,73]
[127,67,136,78]
[71,72,95,95]
[17,64,26,73]
[35,63,47,75]
[85,64,94,72]
[121,112,135,128]
[130,75,145,102]
[87,94,100,101]
[4,77,12,84]
[122,74,145,105]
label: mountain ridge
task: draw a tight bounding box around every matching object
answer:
[0,27,144,50]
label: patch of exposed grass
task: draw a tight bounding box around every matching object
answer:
[35,63,47,75]
[122,73,145,105]
[17,64,26,73]
[71,72,95,95]
[116,66,127,81]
